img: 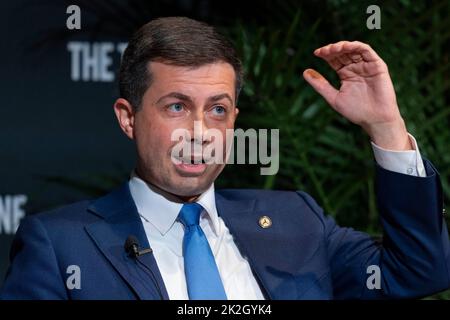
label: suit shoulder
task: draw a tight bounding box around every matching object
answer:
[217,188,323,212]
[217,188,294,199]
[26,199,97,230]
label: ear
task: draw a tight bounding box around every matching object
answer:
[234,106,239,119]
[113,98,135,140]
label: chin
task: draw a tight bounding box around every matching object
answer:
[169,178,212,197]
[167,165,223,196]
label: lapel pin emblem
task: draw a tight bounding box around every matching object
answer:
[259,216,272,229]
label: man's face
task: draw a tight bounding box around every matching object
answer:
[132,61,238,199]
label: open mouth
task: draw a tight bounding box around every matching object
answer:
[174,155,207,164]
[172,155,209,175]
[182,158,206,165]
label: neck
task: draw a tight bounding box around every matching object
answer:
[179,195,201,203]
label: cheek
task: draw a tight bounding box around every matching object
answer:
[135,118,177,156]
[149,125,179,155]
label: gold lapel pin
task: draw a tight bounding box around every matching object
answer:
[259,216,272,229]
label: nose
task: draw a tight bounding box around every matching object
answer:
[186,111,209,146]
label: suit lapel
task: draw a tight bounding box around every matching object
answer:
[85,183,169,300]
[216,192,324,300]
[215,194,273,298]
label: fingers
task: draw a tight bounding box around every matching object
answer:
[328,58,344,70]
[335,54,353,66]
[303,69,338,107]
[314,41,381,66]
[348,53,364,63]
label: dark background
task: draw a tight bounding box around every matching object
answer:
[1,0,449,298]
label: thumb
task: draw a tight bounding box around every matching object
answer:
[303,69,338,107]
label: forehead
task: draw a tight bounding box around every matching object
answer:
[146,61,236,99]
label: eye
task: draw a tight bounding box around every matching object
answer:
[211,105,226,116]
[167,103,185,113]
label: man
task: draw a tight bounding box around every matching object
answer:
[1,17,449,300]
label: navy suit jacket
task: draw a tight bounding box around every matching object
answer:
[1,160,449,299]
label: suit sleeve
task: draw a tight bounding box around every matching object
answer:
[0,215,68,300]
[298,159,450,299]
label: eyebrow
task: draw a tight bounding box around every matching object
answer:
[155,92,193,105]
[155,92,234,106]
[207,93,234,106]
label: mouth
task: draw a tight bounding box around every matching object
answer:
[172,155,208,175]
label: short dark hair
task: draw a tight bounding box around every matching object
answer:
[119,17,243,110]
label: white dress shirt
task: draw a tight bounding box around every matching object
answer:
[129,176,266,300]
[128,133,426,300]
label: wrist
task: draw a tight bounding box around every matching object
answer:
[364,118,413,151]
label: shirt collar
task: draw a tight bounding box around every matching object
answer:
[128,171,220,237]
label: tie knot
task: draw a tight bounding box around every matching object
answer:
[179,203,203,227]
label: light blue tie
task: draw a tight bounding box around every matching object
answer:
[178,203,227,300]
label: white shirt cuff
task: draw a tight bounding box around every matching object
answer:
[371,133,426,177]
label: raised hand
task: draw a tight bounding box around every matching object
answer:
[303,41,411,150]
